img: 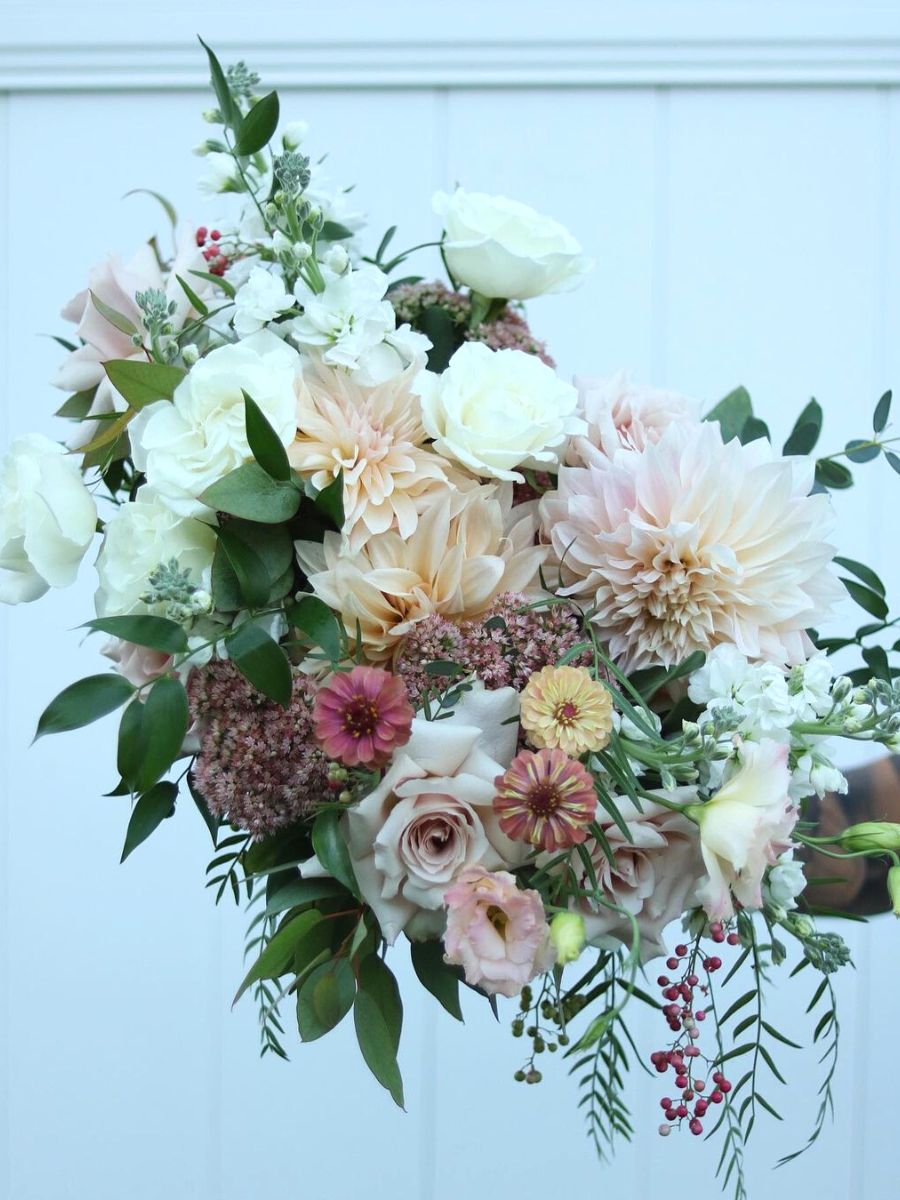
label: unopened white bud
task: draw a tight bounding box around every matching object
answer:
[182,344,200,367]
[323,245,349,274]
[272,230,292,256]
[293,241,312,262]
[190,588,213,614]
[281,120,309,151]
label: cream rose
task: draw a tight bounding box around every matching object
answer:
[692,739,798,921]
[305,684,526,943]
[95,488,217,617]
[433,188,591,300]
[415,342,584,482]
[0,434,97,604]
[130,330,300,516]
[565,791,703,962]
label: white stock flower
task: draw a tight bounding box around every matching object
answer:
[232,266,294,336]
[433,187,591,300]
[198,151,241,194]
[130,330,301,516]
[689,646,796,742]
[94,488,217,617]
[290,264,425,384]
[415,342,584,482]
[763,851,807,915]
[0,434,97,604]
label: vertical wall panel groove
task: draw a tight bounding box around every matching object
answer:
[0,88,10,1200]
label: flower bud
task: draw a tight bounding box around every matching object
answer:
[272,230,292,256]
[323,245,349,274]
[293,241,312,262]
[840,821,900,853]
[182,344,200,367]
[887,865,900,917]
[281,120,309,150]
[190,588,212,614]
[831,675,852,703]
[202,108,222,124]
[549,912,586,964]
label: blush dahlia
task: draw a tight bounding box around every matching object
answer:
[494,747,597,852]
[313,665,414,768]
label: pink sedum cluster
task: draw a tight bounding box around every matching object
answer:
[188,661,330,836]
[396,592,590,705]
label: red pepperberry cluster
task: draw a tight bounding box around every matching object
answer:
[195,226,229,276]
[650,927,738,1139]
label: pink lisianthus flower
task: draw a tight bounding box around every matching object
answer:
[443,867,554,998]
[313,665,413,767]
[691,739,798,921]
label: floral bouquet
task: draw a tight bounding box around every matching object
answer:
[5,42,900,1197]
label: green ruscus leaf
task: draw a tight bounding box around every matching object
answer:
[354,954,405,1108]
[226,622,293,706]
[120,780,178,862]
[35,674,134,739]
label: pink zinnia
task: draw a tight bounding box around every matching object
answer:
[494,747,597,852]
[313,665,413,768]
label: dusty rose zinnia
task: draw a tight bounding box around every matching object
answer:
[313,665,413,767]
[494,747,597,852]
[520,664,613,756]
[443,867,554,998]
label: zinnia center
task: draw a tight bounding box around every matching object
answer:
[343,695,380,738]
[552,700,580,726]
[526,780,563,817]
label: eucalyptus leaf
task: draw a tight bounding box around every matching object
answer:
[874,389,892,433]
[705,386,752,444]
[104,359,186,409]
[203,461,300,523]
[297,958,355,1041]
[814,459,854,490]
[844,439,880,464]
[782,399,823,455]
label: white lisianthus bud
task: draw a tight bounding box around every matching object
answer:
[840,821,900,853]
[323,245,350,275]
[202,108,222,124]
[281,120,309,150]
[272,230,293,256]
[831,675,852,704]
[193,142,212,157]
[182,344,200,366]
[549,912,586,964]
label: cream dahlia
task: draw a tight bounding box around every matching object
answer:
[540,421,843,671]
[296,487,546,662]
[569,371,702,466]
[519,664,613,756]
[288,363,459,552]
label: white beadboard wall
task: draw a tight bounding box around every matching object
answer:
[2,3,900,1198]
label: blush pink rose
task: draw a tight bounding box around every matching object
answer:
[565,790,704,962]
[693,739,798,921]
[443,867,554,998]
[101,636,173,688]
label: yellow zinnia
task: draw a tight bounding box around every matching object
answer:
[519,664,613,757]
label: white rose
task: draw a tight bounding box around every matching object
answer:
[561,791,703,962]
[232,266,295,337]
[130,330,301,517]
[415,342,584,482]
[433,187,591,300]
[303,683,526,944]
[0,434,97,604]
[95,488,217,617]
